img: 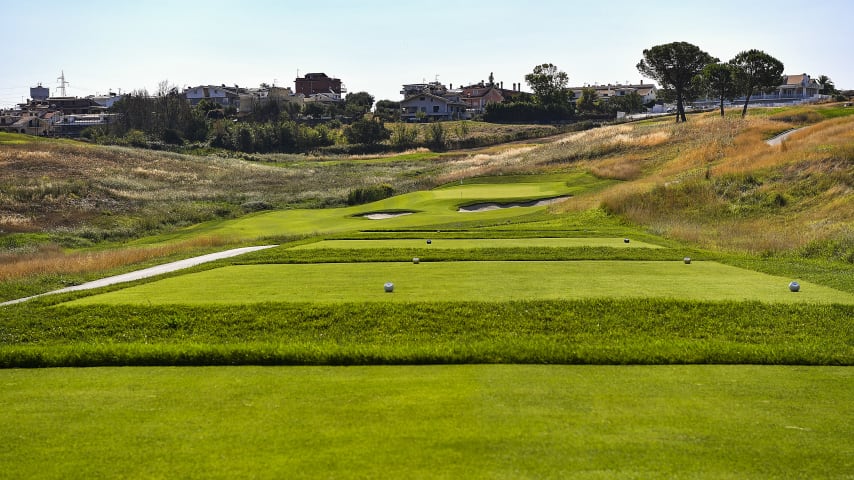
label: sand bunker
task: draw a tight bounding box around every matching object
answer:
[458,196,570,213]
[358,212,414,220]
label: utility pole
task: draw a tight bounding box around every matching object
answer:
[57,70,69,97]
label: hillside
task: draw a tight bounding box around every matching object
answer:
[1,104,852,295]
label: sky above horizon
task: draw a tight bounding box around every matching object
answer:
[2,0,852,108]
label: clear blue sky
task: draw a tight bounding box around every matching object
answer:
[1,0,852,108]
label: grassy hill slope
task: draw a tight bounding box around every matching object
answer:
[1,104,852,300]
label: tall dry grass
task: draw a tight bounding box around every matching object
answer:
[590,113,853,257]
[432,146,540,184]
[0,236,231,282]
[713,115,854,176]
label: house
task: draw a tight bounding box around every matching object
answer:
[408,73,532,115]
[399,82,467,121]
[4,111,51,135]
[238,88,268,114]
[183,85,240,108]
[401,82,449,97]
[778,74,821,98]
[51,113,117,137]
[0,112,22,131]
[295,73,345,99]
[268,86,301,103]
[722,73,824,106]
[303,92,343,104]
[634,84,658,104]
[0,113,23,133]
[570,82,658,104]
[462,84,505,113]
[400,92,467,121]
[87,93,125,109]
[460,79,528,114]
[30,97,104,115]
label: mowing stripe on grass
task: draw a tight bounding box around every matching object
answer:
[0,365,851,479]
[64,261,853,306]
[290,238,663,250]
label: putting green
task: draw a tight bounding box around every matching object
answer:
[291,238,663,250]
[152,173,610,242]
[65,261,853,305]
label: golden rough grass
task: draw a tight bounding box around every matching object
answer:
[546,111,852,256]
[709,116,854,177]
[586,155,645,180]
[433,146,539,184]
[0,236,231,282]
[605,114,852,254]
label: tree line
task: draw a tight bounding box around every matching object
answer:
[639,42,840,122]
[86,45,842,152]
[489,42,840,124]
[86,86,398,153]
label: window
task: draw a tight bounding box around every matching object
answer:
[420,97,425,101]
[433,105,440,113]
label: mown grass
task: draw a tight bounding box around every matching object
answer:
[2,299,851,367]
[1,365,851,479]
[152,173,607,243]
[62,260,852,306]
[289,237,664,250]
[237,246,699,265]
[2,109,852,478]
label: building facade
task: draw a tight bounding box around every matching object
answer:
[400,91,467,121]
[183,86,240,107]
[294,73,344,97]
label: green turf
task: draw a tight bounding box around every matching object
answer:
[290,237,663,250]
[64,261,852,306]
[144,173,611,243]
[4,299,851,367]
[0,132,42,145]
[1,365,850,479]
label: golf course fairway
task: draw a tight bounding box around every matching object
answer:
[1,365,850,479]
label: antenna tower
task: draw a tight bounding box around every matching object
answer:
[57,70,69,97]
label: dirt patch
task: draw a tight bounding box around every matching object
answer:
[458,196,571,212]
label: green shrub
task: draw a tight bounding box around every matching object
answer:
[161,128,184,145]
[391,123,419,149]
[484,101,574,123]
[241,201,274,212]
[343,118,391,145]
[123,130,148,148]
[346,184,395,205]
[426,122,446,151]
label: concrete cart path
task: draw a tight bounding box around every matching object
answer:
[1,245,278,306]
[766,127,804,146]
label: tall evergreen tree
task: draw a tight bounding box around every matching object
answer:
[729,49,784,117]
[637,42,716,122]
[702,63,739,117]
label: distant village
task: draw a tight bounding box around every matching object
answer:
[0,70,829,138]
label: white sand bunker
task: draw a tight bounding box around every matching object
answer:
[459,196,571,213]
[358,212,415,220]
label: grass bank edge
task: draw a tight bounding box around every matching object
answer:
[2,299,851,367]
